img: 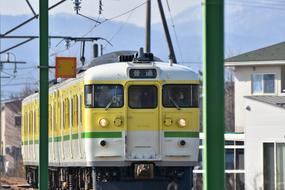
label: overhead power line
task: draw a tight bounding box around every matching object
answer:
[51,1,147,55]
[225,1,285,11]
[1,0,67,37]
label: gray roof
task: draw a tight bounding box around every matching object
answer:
[226,42,285,62]
[245,96,285,109]
[85,50,162,69]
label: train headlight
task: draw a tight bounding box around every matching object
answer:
[114,118,123,127]
[164,118,172,126]
[99,118,109,127]
[177,118,186,127]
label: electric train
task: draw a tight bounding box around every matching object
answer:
[21,50,200,190]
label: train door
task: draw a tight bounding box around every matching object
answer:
[126,82,161,160]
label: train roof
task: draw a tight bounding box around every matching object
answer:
[22,51,198,104]
[84,61,199,81]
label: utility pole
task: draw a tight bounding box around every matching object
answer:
[157,0,177,63]
[145,0,151,53]
[202,0,225,190]
[39,0,49,189]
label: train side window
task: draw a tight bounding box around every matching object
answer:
[73,96,78,128]
[61,99,64,130]
[33,109,35,137]
[35,107,38,138]
[64,99,69,129]
[49,105,52,133]
[52,103,55,134]
[24,112,28,138]
[128,85,157,109]
[79,95,82,126]
[68,98,74,127]
[163,84,199,108]
[84,85,94,107]
[29,111,33,137]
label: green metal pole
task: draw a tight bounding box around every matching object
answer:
[39,0,49,189]
[202,0,224,190]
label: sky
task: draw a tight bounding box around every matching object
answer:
[1,0,285,99]
[0,0,200,27]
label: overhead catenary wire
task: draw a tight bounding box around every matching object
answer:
[233,0,285,7]
[225,0,285,11]
[52,1,147,56]
[1,0,67,37]
[2,82,38,87]
[103,6,136,49]
[79,1,147,39]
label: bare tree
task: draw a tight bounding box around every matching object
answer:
[8,83,37,100]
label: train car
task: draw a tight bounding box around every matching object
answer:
[21,50,200,190]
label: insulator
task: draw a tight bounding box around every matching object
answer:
[65,40,71,49]
[73,0,81,14]
[99,0,103,15]
[13,63,17,75]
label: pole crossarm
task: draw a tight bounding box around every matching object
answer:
[202,0,225,190]
[0,61,26,64]
[0,36,112,54]
[0,38,35,54]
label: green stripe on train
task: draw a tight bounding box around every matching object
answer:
[164,131,199,138]
[81,132,122,138]
[22,132,122,144]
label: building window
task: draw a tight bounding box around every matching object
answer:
[252,74,275,94]
[263,142,285,190]
[194,138,245,190]
[14,115,21,127]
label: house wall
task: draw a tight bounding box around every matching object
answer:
[1,110,5,156]
[234,65,282,132]
[4,101,21,149]
[1,100,23,176]
[244,98,285,190]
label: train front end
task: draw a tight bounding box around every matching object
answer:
[83,58,200,190]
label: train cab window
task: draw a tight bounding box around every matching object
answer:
[163,84,199,108]
[84,84,124,108]
[84,85,93,107]
[94,85,124,108]
[128,85,157,109]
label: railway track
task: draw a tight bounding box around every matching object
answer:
[0,183,33,190]
[0,177,34,190]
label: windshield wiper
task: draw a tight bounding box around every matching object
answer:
[105,97,115,111]
[169,96,181,110]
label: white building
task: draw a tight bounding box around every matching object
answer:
[225,42,285,190]
[1,99,23,176]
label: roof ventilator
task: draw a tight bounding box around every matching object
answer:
[118,47,154,63]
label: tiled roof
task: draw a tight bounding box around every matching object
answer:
[245,96,285,109]
[225,42,285,62]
